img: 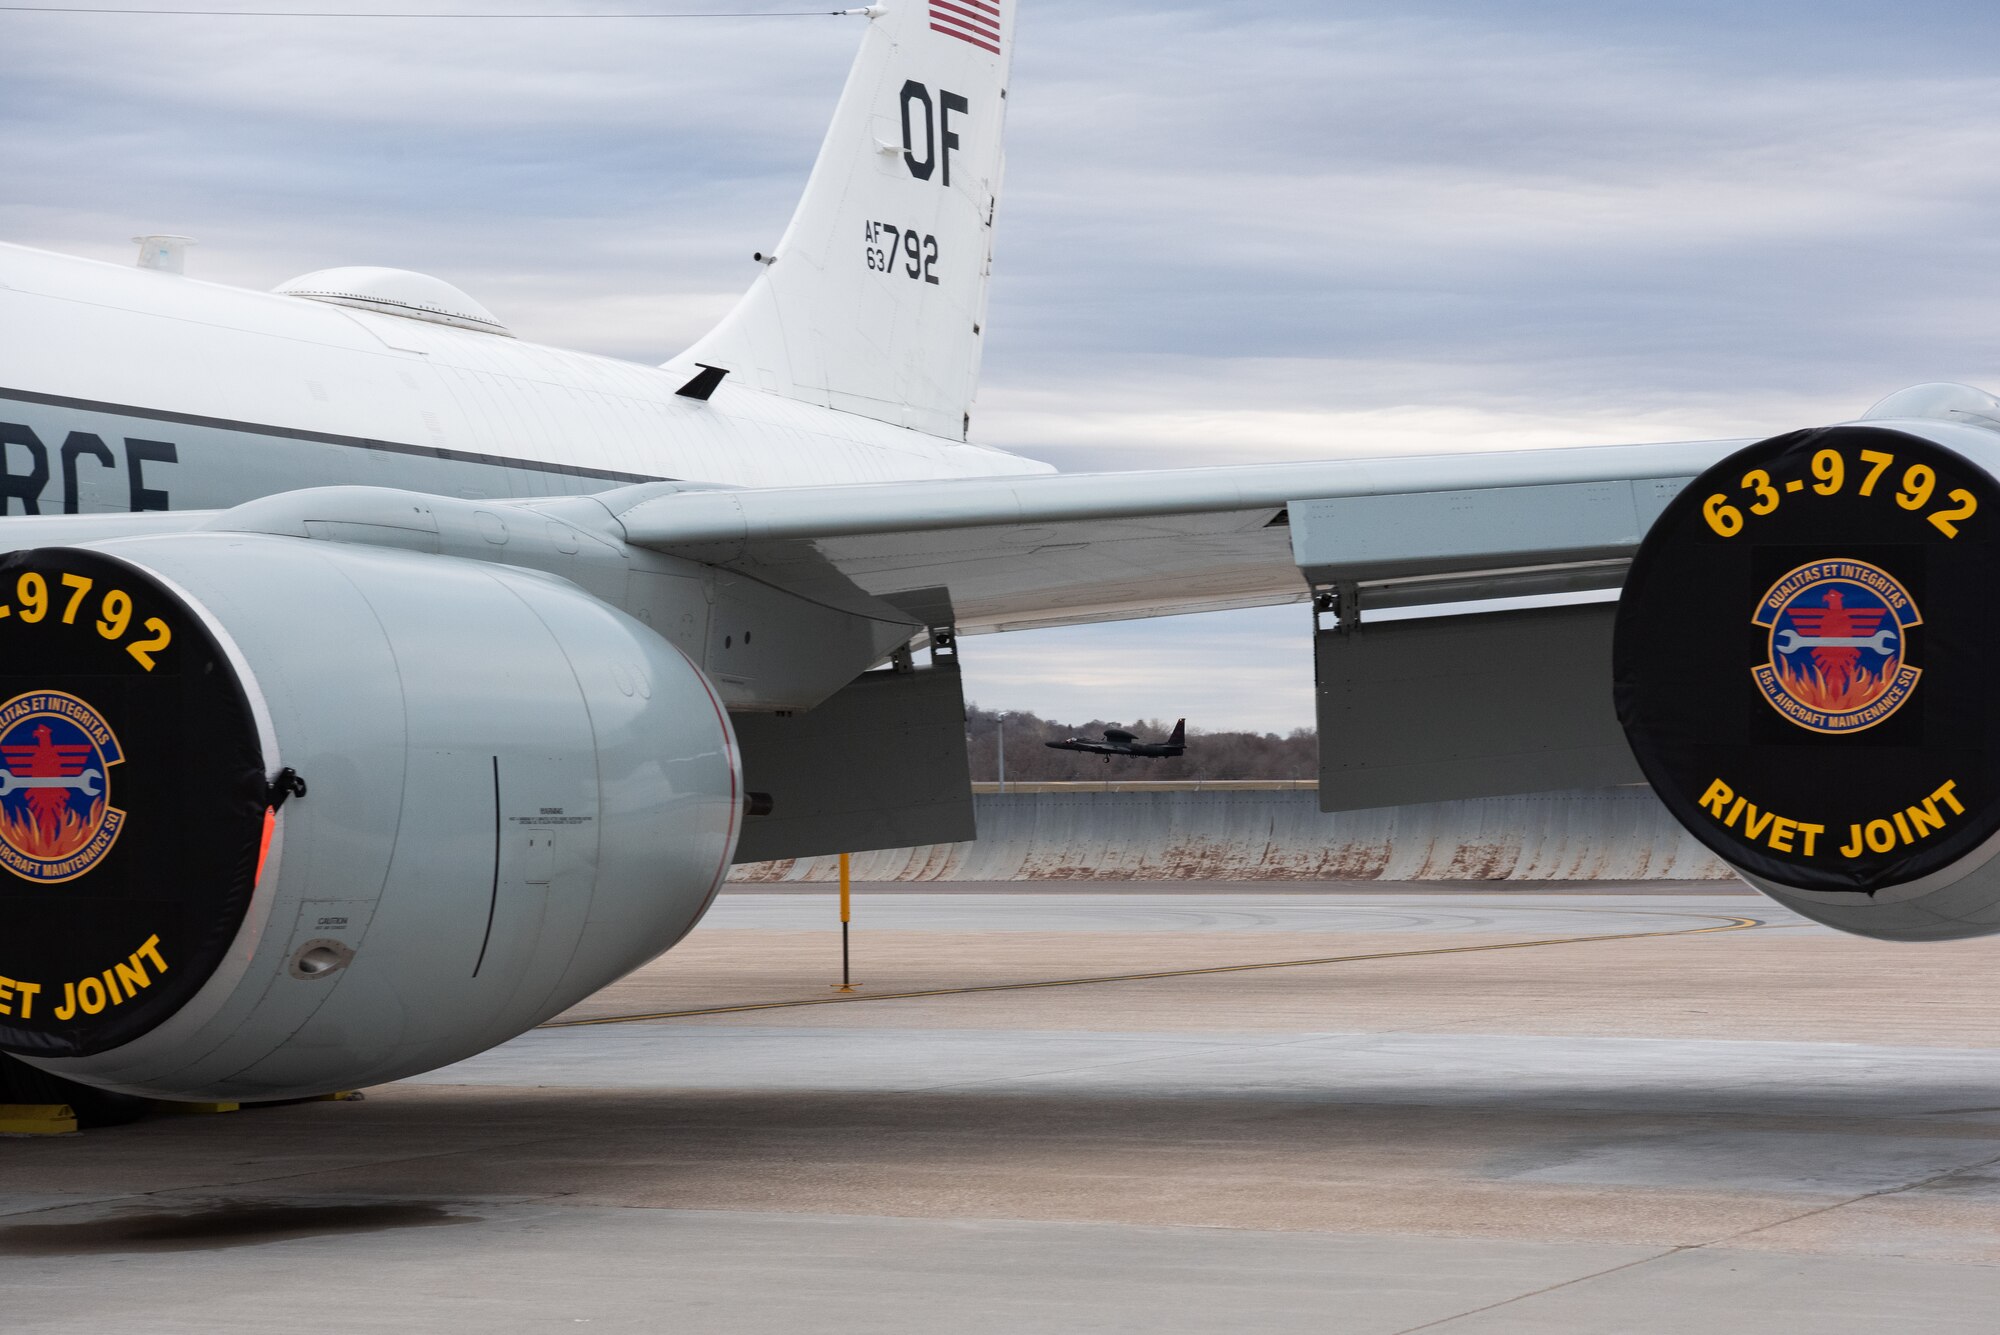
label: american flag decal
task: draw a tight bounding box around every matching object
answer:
[930,0,1001,55]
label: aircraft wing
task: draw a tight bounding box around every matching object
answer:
[0,435,1744,824]
[611,439,1745,633]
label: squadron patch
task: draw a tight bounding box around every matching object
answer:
[1751,560,1921,734]
[0,691,126,884]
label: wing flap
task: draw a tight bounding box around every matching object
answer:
[1315,602,1641,811]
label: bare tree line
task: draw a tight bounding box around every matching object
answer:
[966,705,1317,782]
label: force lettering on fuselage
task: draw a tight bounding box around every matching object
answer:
[0,421,176,514]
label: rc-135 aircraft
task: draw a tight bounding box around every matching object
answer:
[6,1,2000,1111]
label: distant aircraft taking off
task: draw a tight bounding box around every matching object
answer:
[1047,719,1187,761]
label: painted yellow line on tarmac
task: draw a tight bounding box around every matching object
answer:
[542,913,1765,1028]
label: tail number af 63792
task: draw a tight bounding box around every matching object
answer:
[864,221,941,284]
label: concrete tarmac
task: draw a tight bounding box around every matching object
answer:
[6,886,2000,1332]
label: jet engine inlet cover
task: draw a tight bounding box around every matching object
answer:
[0,547,267,1057]
[1616,424,2000,893]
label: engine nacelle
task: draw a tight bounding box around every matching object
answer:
[0,534,739,1100]
[1617,408,2000,940]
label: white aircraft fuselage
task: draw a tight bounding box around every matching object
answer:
[0,241,1049,523]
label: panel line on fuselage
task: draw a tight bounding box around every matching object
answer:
[0,385,669,487]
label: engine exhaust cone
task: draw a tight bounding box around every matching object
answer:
[1616,423,2000,897]
[0,547,267,1058]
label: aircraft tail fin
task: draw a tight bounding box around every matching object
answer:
[671,3,1015,440]
[1168,718,1185,747]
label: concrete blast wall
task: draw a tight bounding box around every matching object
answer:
[730,785,1736,882]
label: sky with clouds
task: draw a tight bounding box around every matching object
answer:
[6,1,2000,732]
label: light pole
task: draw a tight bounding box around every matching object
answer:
[996,710,1009,793]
